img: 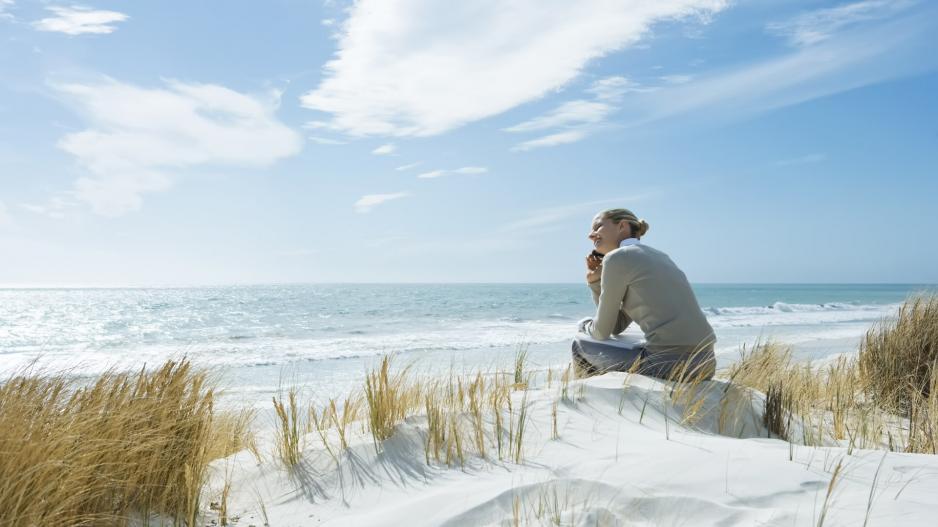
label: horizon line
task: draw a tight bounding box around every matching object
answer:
[2,281,937,290]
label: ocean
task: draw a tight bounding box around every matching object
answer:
[1,284,934,407]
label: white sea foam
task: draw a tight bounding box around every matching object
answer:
[705,301,898,328]
[705,301,883,315]
[0,286,912,383]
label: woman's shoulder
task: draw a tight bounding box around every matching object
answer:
[603,245,642,265]
[606,243,647,258]
[606,243,666,265]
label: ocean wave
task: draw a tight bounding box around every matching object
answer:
[0,320,579,377]
[704,301,883,316]
[705,302,898,328]
[0,293,904,377]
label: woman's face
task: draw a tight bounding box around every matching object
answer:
[588,215,629,255]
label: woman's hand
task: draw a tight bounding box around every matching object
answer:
[585,254,603,283]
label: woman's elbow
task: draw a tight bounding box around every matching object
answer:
[588,327,611,341]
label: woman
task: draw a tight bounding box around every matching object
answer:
[574,208,716,381]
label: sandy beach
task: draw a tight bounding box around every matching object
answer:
[204,370,938,526]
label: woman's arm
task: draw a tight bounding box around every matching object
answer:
[588,279,632,336]
[587,252,632,340]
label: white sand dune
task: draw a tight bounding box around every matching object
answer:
[208,373,938,526]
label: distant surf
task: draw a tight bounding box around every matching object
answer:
[1,284,932,398]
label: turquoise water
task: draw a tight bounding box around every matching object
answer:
[1,284,934,402]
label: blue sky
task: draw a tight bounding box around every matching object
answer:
[1,0,936,285]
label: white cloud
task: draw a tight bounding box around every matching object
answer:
[511,130,587,152]
[372,143,396,155]
[617,8,938,129]
[33,5,128,35]
[585,76,653,101]
[19,196,74,219]
[302,121,331,130]
[767,0,914,47]
[309,136,347,145]
[660,74,693,84]
[453,166,487,175]
[301,0,729,137]
[395,161,422,171]
[505,76,658,151]
[776,153,827,166]
[354,192,410,213]
[416,166,488,179]
[416,170,445,179]
[54,77,302,216]
[1,1,14,21]
[501,195,654,232]
[503,100,611,133]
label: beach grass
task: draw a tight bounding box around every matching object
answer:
[4,296,938,525]
[0,359,245,527]
[721,296,938,454]
[859,295,938,409]
[364,355,422,451]
[272,386,303,467]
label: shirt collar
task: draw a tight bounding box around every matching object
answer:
[619,238,641,248]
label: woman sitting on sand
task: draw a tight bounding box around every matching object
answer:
[575,208,716,381]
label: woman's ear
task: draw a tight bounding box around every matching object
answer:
[617,220,631,239]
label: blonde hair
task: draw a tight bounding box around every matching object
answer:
[598,208,650,238]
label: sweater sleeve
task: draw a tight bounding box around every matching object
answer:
[588,280,601,305]
[587,279,631,335]
[588,253,632,340]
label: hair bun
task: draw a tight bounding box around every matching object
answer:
[637,219,650,237]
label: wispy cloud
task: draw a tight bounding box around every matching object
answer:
[617,6,938,129]
[354,192,410,213]
[33,5,129,35]
[416,170,444,179]
[500,195,654,232]
[395,161,422,171]
[309,136,347,145]
[505,75,659,151]
[775,153,827,166]
[0,1,14,21]
[586,76,651,101]
[19,196,75,220]
[503,100,611,133]
[660,74,693,85]
[511,130,587,152]
[302,121,330,130]
[53,77,302,216]
[453,166,487,175]
[416,166,488,179]
[300,0,729,137]
[767,0,914,47]
[372,143,396,155]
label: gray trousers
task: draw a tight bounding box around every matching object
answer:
[571,335,715,381]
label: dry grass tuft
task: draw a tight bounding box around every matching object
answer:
[0,359,233,526]
[723,296,938,455]
[860,295,938,409]
[272,386,303,467]
[513,344,529,389]
[763,382,791,440]
[364,356,421,451]
[209,408,257,461]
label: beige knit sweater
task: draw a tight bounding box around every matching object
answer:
[586,243,715,355]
